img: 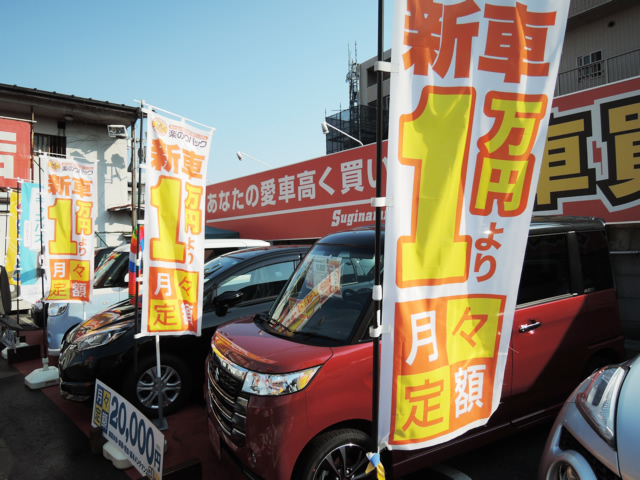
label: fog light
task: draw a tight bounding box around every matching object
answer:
[558,463,580,480]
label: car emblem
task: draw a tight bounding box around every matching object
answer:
[215,366,220,382]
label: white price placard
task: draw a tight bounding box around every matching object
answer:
[92,380,164,479]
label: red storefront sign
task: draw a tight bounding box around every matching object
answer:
[205,143,388,240]
[0,119,31,188]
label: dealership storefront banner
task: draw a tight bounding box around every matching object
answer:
[42,155,97,303]
[0,118,30,189]
[536,76,640,222]
[377,0,570,451]
[139,109,213,337]
[205,76,640,242]
[205,142,388,240]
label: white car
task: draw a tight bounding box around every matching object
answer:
[539,354,640,480]
[45,238,269,355]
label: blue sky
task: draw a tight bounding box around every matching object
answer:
[2,1,394,185]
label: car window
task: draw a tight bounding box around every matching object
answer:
[576,229,614,293]
[93,250,129,288]
[218,260,296,303]
[341,260,357,285]
[517,233,572,305]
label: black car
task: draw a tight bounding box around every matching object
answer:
[58,245,309,417]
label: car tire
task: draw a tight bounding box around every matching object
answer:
[294,428,375,480]
[122,354,192,418]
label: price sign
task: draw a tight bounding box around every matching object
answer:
[92,380,164,479]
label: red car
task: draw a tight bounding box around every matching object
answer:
[206,216,625,480]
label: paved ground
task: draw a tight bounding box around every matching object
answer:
[0,350,130,480]
[0,328,225,480]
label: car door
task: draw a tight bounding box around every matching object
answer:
[201,253,302,334]
[509,231,580,424]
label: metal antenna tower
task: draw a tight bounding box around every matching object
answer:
[346,42,359,109]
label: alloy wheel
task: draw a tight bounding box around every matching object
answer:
[135,365,182,410]
[312,443,373,480]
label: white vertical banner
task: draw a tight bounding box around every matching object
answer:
[19,181,44,304]
[378,0,570,451]
[42,155,97,303]
[140,108,214,337]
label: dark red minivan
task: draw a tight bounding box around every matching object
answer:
[205,216,625,480]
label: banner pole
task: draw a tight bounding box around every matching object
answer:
[373,0,385,467]
[36,154,48,356]
[134,103,144,379]
[153,334,168,430]
[15,184,21,326]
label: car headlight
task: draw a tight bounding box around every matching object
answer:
[576,365,628,448]
[242,366,320,396]
[48,303,68,317]
[73,322,134,351]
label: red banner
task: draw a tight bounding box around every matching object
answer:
[0,118,31,188]
[205,143,388,240]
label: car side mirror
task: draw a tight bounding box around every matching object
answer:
[214,290,244,316]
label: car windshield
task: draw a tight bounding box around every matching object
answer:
[268,243,378,344]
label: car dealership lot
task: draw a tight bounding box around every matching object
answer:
[2,327,637,479]
[0,335,552,480]
[2,334,637,480]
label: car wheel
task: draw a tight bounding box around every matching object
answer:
[122,354,192,418]
[295,428,375,480]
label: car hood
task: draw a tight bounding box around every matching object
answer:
[213,315,334,374]
[80,299,136,330]
[616,355,640,479]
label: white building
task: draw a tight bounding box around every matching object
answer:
[0,83,139,256]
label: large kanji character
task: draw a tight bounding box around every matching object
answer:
[182,149,204,180]
[479,2,556,83]
[403,0,480,78]
[150,138,181,173]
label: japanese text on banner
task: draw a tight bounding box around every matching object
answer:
[43,155,97,303]
[140,111,213,337]
[379,0,570,451]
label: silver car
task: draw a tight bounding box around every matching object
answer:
[539,354,640,480]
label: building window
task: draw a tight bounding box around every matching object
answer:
[34,133,66,156]
[577,50,603,82]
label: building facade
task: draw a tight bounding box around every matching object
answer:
[327,0,640,154]
[0,83,139,258]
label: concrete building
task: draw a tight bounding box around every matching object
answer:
[0,83,139,256]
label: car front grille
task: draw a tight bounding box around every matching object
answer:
[207,346,250,447]
[559,427,621,480]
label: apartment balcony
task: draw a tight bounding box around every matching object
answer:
[556,48,640,96]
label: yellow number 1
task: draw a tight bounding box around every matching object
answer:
[48,198,77,255]
[149,176,186,263]
[397,86,474,287]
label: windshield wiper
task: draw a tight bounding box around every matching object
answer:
[256,313,296,336]
[294,329,341,343]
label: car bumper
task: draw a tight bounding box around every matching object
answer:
[539,388,620,480]
[59,381,94,401]
[58,341,130,402]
